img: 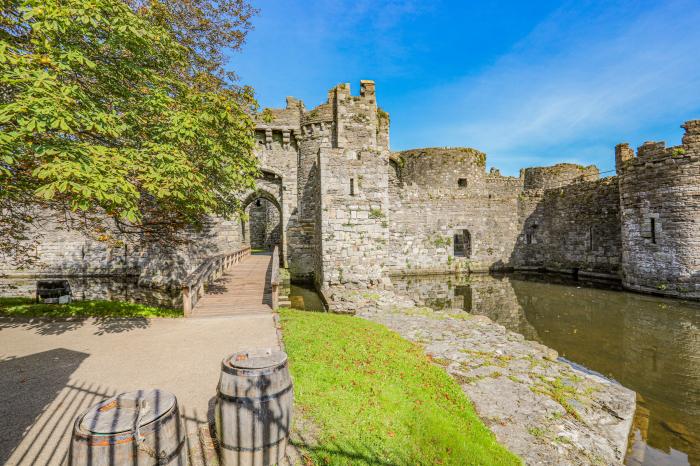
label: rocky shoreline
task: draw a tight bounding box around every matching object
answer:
[327,288,636,465]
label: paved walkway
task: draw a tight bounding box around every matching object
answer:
[0,312,280,465]
[192,253,273,317]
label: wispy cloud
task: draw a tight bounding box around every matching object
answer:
[235,0,700,175]
[401,0,700,174]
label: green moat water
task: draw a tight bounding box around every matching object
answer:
[391,273,700,466]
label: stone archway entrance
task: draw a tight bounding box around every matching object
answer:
[240,169,287,266]
[244,195,281,252]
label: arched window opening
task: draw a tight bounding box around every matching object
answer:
[453,230,472,258]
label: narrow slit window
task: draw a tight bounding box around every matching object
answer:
[350,178,355,196]
[526,224,537,245]
[650,218,656,244]
[589,226,594,251]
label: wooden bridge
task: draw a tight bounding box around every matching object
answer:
[181,246,281,318]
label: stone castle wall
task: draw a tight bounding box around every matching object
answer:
[0,219,144,278]
[513,171,622,278]
[384,153,622,280]
[617,122,700,299]
[251,97,306,275]
[0,215,247,289]
[315,81,391,290]
[2,79,698,301]
[386,148,522,274]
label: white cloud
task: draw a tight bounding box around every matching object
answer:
[404,0,700,174]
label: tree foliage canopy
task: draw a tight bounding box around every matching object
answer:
[0,0,259,261]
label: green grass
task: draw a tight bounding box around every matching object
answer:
[280,308,521,466]
[0,297,182,318]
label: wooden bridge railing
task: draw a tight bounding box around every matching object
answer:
[181,246,251,317]
[270,245,280,310]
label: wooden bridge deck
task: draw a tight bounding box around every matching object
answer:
[191,253,273,317]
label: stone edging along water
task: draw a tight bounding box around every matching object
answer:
[326,288,636,466]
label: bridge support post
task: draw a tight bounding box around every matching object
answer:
[182,286,192,317]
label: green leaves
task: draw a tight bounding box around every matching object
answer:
[1,0,258,248]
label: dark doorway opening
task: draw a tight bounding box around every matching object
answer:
[453,230,472,258]
[245,197,281,252]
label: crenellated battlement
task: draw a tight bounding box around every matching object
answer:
[617,120,700,299]
[254,80,384,153]
[616,120,700,173]
[682,119,700,147]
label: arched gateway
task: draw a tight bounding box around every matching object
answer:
[241,169,287,267]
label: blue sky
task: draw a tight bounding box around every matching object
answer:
[228,0,700,176]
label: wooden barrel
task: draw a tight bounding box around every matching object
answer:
[215,350,293,466]
[68,389,187,466]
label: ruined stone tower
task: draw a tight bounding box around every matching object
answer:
[617,121,700,299]
[314,81,391,290]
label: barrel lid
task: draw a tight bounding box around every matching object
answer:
[80,389,175,434]
[224,349,287,370]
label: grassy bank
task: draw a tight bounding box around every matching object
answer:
[0,297,182,318]
[280,308,520,465]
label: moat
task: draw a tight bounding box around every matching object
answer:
[2,273,697,465]
[390,273,699,466]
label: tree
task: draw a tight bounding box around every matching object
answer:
[128,0,257,88]
[0,0,259,265]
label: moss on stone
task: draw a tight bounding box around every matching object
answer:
[261,107,275,123]
[672,147,687,156]
[377,107,390,124]
[369,208,385,219]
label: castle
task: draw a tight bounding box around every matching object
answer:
[4,80,699,304]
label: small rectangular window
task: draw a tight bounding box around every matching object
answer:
[350,178,355,196]
[453,230,471,258]
[526,224,537,245]
[458,178,468,188]
[454,234,465,257]
[650,218,656,244]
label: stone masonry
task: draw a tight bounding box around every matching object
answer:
[2,80,699,301]
[617,121,700,299]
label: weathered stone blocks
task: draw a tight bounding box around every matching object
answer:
[3,80,698,302]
